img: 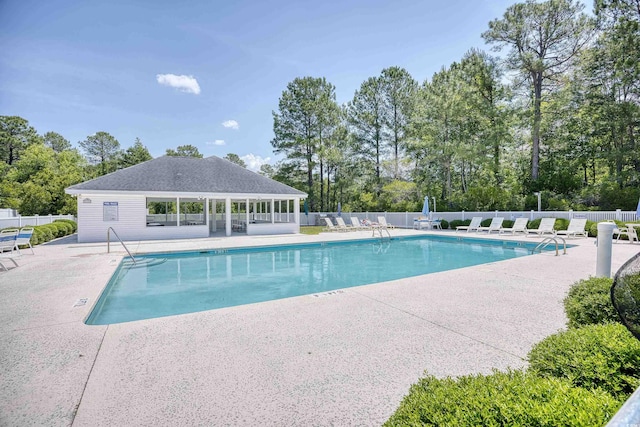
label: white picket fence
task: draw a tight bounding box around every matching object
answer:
[0,214,76,229]
[305,210,639,229]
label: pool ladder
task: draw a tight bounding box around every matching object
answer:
[372,226,391,240]
[107,227,137,265]
[532,236,567,256]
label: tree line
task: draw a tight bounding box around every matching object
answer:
[0,116,248,215]
[269,0,640,213]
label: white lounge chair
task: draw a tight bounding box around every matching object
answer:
[500,217,529,235]
[556,218,588,238]
[335,217,355,231]
[350,217,367,230]
[0,230,20,271]
[322,217,342,232]
[528,218,556,236]
[613,222,639,243]
[14,227,34,254]
[477,217,504,233]
[456,217,482,233]
[377,217,395,229]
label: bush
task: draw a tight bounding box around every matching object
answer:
[35,225,54,243]
[564,277,619,328]
[384,370,621,426]
[528,218,542,229]
[54,221,73,235]
[439,219,449,230]
[528,323,640,398]
[42,223,63,238]
[554,218,570,231]
[480,218,493,227]
[54,219,77,232]
[31,228,45,245]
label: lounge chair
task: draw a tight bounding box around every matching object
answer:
[322,217,341,232]
[456,217,482,233]
[350,217,367,230]
[0,230,20,271]
[377,217,395,229]
[500,217,529,235]
[556,218,588,238]
[335,217,354,231]
[477,217,504,233]
[413,216,431,230]
[613,222,639,243]
[528,218,556,236]
[14,227,34,254]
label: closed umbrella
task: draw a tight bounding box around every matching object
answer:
[636,197,640,219]
[337,202,342,217]
[421,196,430,217]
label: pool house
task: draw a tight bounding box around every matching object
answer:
[65,156,307,243]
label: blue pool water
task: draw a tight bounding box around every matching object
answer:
[86,235,547,325]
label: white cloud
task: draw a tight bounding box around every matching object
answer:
[222,120,239,130]
[156,74,201,95]
[242,154,271,171]
[206,139,226,146]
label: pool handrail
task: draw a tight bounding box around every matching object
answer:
[106,227,137,265]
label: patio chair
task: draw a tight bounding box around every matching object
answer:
[527,218,556,236]
[377,217,395,229]
[350,217,367,230]
[477,217,504,234]
[0,230,20,271]
[322,217,342,232]
[499,217,529,235]
[556,218,588,238]
[335,217,354,231]
[13,227,35,254]
[613,222,639,243]
[456,217,482,233]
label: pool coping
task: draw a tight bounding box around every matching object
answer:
[1,228,638,426]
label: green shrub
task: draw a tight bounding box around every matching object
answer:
[439,219,449,229]
[35,225,54,242]
[554,218,570,231]
[528,218,542,229]
[480,218,492,227]
[47,222,66,237]
[528,323,640,398]
[54,221,73,235]
[586,220,596,237]
[502,219,514,229]
[564,277,619,328]
[31,228,45,245]
[54,219,77,232]
[384,370,621,426]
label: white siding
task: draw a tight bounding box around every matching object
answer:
[247,222,299,236]
[77,194,208,243]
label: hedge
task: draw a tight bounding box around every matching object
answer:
[1,219,77,247]
[528,323,640,398]
[385,370,621,427]
[564,276,620,328]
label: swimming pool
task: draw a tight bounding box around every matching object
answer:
[86,235,548,325]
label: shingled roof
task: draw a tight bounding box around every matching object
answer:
[66,156,306,196]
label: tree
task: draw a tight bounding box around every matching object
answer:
[79,131,121,175]
[224,153,246,167]
[0,116,41,165]
[482,0,595,182]
[380,67,418,179]
[120,138,152,168]
[258,163,276,177]
[165,144,202,158]
[43,131,72,152]
[271,76,340,211]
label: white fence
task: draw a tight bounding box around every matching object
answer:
[0,214,75,229]
[305,210,639,229]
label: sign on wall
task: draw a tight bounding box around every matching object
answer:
[103,202,119,221]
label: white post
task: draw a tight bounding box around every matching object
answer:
[176,197,180,227]
[246,198,250,233]
[616,209,622,221]
[271,199,275,224]
[225,198,232,237]
[596,222,617,278]
[294,199,300,231]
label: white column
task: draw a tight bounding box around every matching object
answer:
[246,198,250,233]
[225,198,232,236]
[271,199,275,224]
[596,222,617,277]
[176,197,180,227]
[287,199,290,222]
[205,198,209,229]
[211,199,217,232]
[294,199,300,231]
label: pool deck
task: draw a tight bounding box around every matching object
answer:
[1,229,638,426]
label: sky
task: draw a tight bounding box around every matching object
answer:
[1,0,522,170]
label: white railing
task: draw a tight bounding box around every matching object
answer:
[304,210,639,229]
[0,214,75,229]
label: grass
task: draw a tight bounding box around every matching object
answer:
[299,226,324,235]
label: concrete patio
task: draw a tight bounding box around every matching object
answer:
[1,229,638,426]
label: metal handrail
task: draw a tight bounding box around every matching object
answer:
[107,227,137,264]
[532,236,567,256]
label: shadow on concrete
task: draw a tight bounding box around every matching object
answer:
[41,234,78,246]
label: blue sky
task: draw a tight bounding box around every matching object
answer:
[1,0,522,170]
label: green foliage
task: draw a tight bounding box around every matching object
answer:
[379,180,420,212]
[0,116,42,165]
[165,144,203,158]
[120,138,152,168]
[449,219,471,229]
[54,219,77,232]
[223,153,246,168]
[79,131,121,175]
[564,276,619,328]
[438,219,449,229]
[43,131,71,153]
[528,323,640,398]
[385,370,621,426]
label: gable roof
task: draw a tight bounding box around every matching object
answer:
[66,156,306,196]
